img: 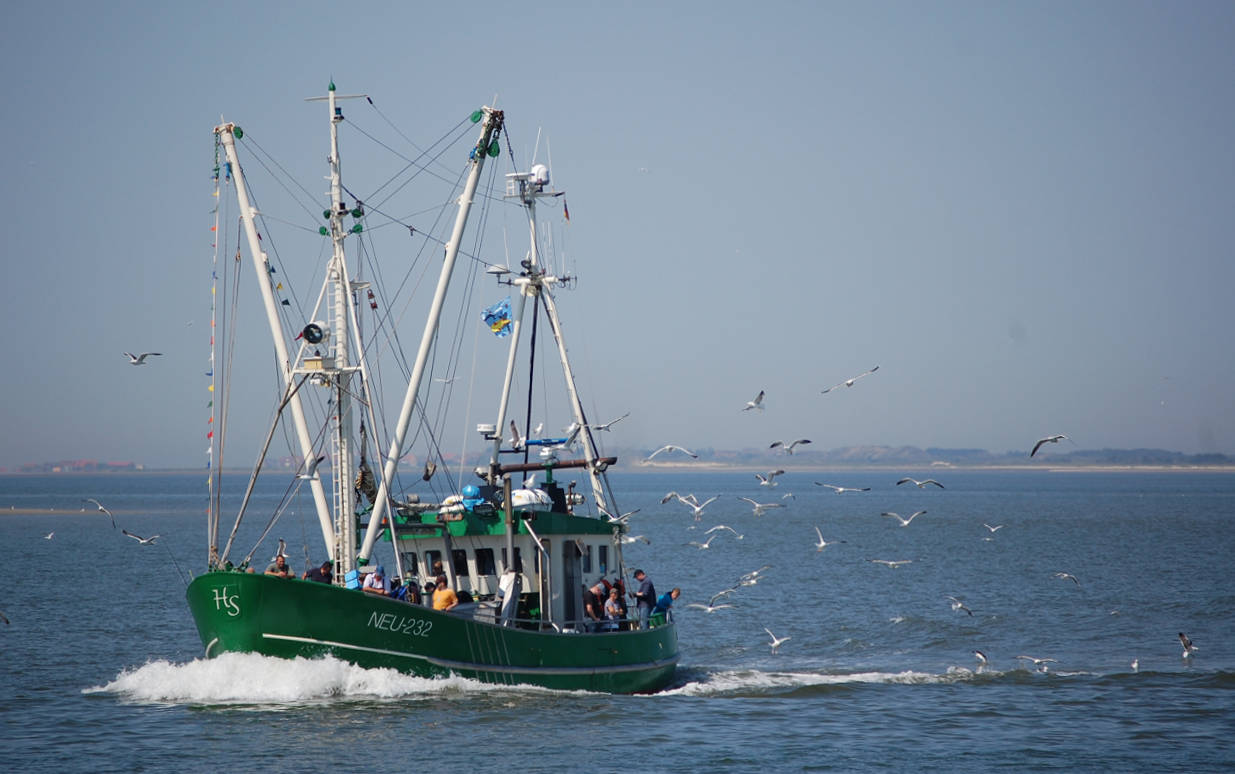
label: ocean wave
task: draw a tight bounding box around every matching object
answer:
[83,652,519,706]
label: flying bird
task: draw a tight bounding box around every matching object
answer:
[982,523,1003,533]
[44,531,55,540]
[687,602,735,613]
[298,454,326,480]
[588,412,630,431]
[743,390,766,412]
[599,506,640,524]
[868,559,913,569]
[812,526,845,552]
[973,650,988,666]
[755,469,785,487]
[738,565,773,586]
[821,366,879,393]
[897,477,944,489]
[765,627,792,653]
[122,529,160,545]
[647,444,698,460]
[770,439,811,454]
[669,494,719,520]
[82,498,115,529]
[739,497,784,516]
[816,482,870,494]
[688,534,719,550]
[508,420,523,449]
[1016,655,1058,672]
[882,510,927,527]
[1179,632,1198,658]
[947,596,974,616]
[618,534,651,545]
[124,352,162,365]
[706,524,744,540]
[1030,434,1069,457]
[1053,571,1080,585]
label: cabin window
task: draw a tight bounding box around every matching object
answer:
[502,547,523,574]
[475,548,496,575]
[426,550,444,578]
[452,549,470,578]
[399,552,419,578]
[598,545,608,575]
[582,542,593,573]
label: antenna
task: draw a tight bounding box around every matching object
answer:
[531,127,543,166]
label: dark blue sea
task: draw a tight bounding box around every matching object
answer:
[2,469,1233,772]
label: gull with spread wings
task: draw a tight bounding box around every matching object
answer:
[821,366,879,393]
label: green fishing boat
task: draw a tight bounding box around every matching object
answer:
[186,84,678,693]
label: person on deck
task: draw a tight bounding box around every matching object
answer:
[362,565,391,596]
[302,560,333,583]
[264,554,293,578]
[582,582,605,631]
[632,569,656,630]
[432,575,459,611]
[602,587,624,631]
[652,587,681,618]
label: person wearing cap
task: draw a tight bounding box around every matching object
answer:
[432,575,459,611]
[302,559,333,583]
[362,565,391,596]
[263,554,292,578]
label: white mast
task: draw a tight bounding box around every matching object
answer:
[214,121,336,551]
[303,82,368,576]
[357,107,505,563]
[492,165,611,514]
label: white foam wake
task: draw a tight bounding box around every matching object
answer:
[84,652,497,705]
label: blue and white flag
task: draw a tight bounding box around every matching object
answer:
[482,296,513,337]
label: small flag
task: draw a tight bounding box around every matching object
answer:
[482,297,513,337]
[563,197,570,222]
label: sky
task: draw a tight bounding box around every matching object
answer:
[2,0,1234,470]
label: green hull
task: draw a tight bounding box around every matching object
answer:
[186,571,678,693]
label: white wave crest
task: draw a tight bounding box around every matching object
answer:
[84,652,495,705]
[662,668,962,696]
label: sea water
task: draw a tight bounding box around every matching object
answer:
[1,469,1232,772]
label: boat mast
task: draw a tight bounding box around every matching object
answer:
[303,82,368,576]
[214,121,336,554]
[491,166,612,515]
[357,107,505,564]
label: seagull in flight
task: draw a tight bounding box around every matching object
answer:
[82,498,115,529]
[738,565,773,586]
[982,523,1003,533]
[647,444,698,460]
[821,366,879,393]
[897,477,944,489]
[816,482,870,494]
[297,454,326,480]
[124,352,162,365]
[44,531,55,540]
[1016,655,1058,672]
[588,412,630,431]
[739,497,784,516]
[770,439,811,454]
[706,524,744,540]
[947,596,974,616]
[868,559,913,569]
[1053,571,1080,585]
[669,494,719,520]
[708,587,739,606]
[755,469,785,487]
[973,650,988,667]
[813,526,845,552]
[1030,434,1069,457]
[743,390,766,412]
[688,534,720,550]
[619,534,651,545]
[882,510,927,527]
[687,602,735,613]
[599,506,640,524]
[122,529,160,545]
[765,627,792,653]
[1179,632,1198,658]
